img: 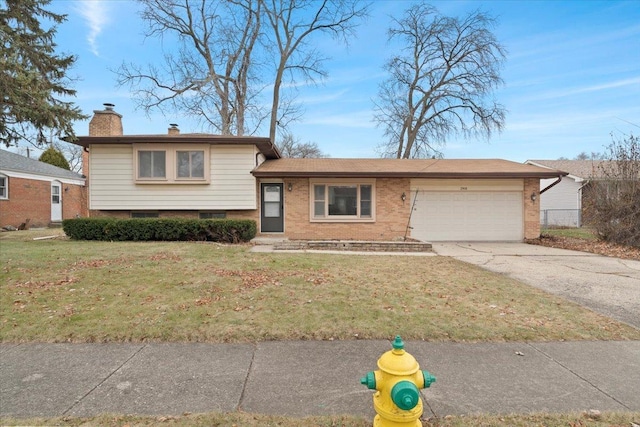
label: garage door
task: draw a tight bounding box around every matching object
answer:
[410,191,523,241]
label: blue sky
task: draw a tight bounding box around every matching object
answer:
[27,0,640,162]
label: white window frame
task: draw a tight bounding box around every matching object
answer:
[310,179,375,222]
[0,174,7,199]
[133,144,210,184]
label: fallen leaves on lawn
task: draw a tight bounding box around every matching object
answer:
[13,277,78,290]
[528,234,640,260]
[213,268,333,291]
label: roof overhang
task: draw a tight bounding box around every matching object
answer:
[71,134,280,159]
[252,159,568,179]
[252,170,566,179]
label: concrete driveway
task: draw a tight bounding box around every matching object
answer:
[432,243,640,329]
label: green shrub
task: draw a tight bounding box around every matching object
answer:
[62,218,257,243]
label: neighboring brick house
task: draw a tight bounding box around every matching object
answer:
[73,104,564,241]
[525,160,610,227]
[0,149,86,229]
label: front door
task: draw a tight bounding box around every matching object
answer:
[51,181,62,222]
[261,183,284,233]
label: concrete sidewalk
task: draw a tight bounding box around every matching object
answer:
[2,340,639,419]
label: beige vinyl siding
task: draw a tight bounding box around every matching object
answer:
[539,177,581,211]
[89,144,258,210]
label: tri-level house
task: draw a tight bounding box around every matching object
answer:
[73,104,565,242]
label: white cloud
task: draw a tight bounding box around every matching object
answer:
[75,0,109,56]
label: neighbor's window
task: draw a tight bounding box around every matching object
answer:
[138,150,166,179]
[51,185,60,204]
[0,175,7,199]
[312,182,374,221]
[177,150,205,179]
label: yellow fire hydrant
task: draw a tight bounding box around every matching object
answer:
[360,335,436,427]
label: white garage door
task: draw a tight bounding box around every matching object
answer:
[411,191,523,241]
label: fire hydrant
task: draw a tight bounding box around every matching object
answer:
[360,335,436,427]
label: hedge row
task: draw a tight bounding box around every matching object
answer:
[62,218,257,243]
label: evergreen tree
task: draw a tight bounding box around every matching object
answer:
[1,0,87,147]
[39,145,70,170]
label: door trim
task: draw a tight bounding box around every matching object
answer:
[260,183,284,233]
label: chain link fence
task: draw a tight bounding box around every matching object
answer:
[540,209,582,228]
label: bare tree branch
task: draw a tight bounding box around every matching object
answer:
[262,0,371,142]
[373,3,506,159]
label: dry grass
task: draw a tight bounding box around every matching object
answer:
[1,411,638,426]
[2,231,639,343]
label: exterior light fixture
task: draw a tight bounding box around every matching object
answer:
[401,192,406,202]
[530,192,537,202]
[288,183,293,192]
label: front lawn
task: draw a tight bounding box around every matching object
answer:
[2,231,638,343]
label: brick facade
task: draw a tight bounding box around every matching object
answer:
[524,177,541,239]
[263,177,542,242]
[0,177,86,229]
[271,178,411,241]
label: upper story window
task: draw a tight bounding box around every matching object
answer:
[0,174,7,199]
[134,144,209,184]
[138,151,166,179]
[311,179,375,222]
[177,150,205,179]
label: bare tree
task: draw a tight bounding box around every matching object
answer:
[117,0,263,136]
[262,0,370,142]
[277,132,328,158]
[117,0,369,140]
[373,2,506,159]
[54,141,83,173]
[584,133,639,247]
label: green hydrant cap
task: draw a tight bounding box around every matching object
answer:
[392,335,404,350]
[391,380,420,410]
[423,370,436,387]
[360,371,376,390]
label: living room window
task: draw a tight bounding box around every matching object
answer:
[134,145,209,184]
[311,180,375,221]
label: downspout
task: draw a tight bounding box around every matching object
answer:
[540,175,563,195]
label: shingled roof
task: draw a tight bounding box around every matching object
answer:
[0,149,85,181]
[252,158,566,179]
[526,160,611,180]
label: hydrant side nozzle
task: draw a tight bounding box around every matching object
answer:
[360,371,376,390]
[391,380,420,410]
[422,370,436,388]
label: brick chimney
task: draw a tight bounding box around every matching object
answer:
[89,103,123,136]
[84,103,123,186]
[168,123,180,135]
